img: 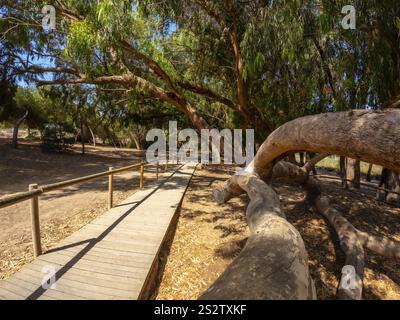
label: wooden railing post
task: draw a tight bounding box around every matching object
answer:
[29,184,42,257]
[156,161,159,180]
[140,162,145,189]
[108,167,114,210]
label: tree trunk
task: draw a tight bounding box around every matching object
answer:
[340,156,348,189]
[203,174,315,300]
[366,164,373,182]
[12,110,29,148]
[212,109,400,299]
[307,152,318,175]
[287,153,298,166]
[315,195,364,300]
[80,122,85,155]
[376,168,389,201]
[299,152,305,166]
[386,171,400,204]
[130,132,142,150]
[215,109,400,203]
[88,126,96,147]
[346,158,361,189]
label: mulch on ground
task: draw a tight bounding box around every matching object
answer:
[156,168,400,300]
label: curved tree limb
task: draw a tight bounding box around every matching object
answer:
[215,109,400,204]
[211,111,400,300]
[314,193,364,300]
[303,153,330,174]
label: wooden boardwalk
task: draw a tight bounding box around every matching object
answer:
[0,163,196,300]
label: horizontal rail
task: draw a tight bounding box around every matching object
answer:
[0,161,149,209]
[41,162,144,193]
[0,189,43,209]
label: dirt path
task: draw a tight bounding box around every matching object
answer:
[0,138,162,279]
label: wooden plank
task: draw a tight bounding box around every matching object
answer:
[0,285,26,300]
[49,250,150,274]
[54,236,161,255]
[90,213,174,226]
[59,226,165,244]
[0,164,195,300]
[12,267,126,300]
[82,222,168,236]
[50,238,160,256]
[47,246,154,269]
[26,261,142,292]
[1,279,59,300]
[47,240,156,262]
[12,267,135,299]
[37,252,152,279]
[4,277,79,300]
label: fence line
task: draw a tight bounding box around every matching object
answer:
[0,160,164,257]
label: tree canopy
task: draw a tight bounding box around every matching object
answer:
[1,1,399,140]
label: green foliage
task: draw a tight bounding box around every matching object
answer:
[1,0,399,138]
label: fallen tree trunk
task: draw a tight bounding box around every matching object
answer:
[305,175,400,299]
[211,109,400,299]
[314,194,364,300]
[214,109,400,203]
[201,173,315,300]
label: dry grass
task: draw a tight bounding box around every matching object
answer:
[156,168,400,300]
[156,168,249,299]
[0,190,130,280]
[0,138,161,280]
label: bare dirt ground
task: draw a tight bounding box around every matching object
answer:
[156,168,400,300]
[0,134,162,280]
[1,129,399,300]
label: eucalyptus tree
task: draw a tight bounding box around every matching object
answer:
[0,1,319,136]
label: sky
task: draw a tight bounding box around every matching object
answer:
[17,54,55,88]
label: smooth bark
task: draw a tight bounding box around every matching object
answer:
[12,110,28,148]
[203,174,315,300]
[215,109,400,203]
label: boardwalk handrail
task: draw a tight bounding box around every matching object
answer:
[0,189,43,209]
[41,162,144,193]
[0,160,165,257]
[0,162,147,209]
